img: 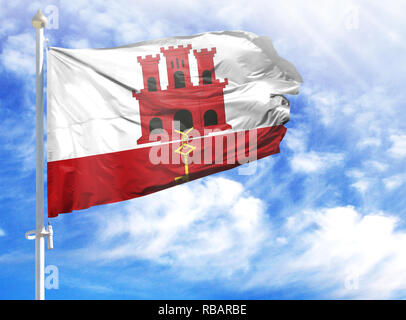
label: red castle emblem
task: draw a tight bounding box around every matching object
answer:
[133,44,232,144]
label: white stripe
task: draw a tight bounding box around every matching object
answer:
[47,31,301,162]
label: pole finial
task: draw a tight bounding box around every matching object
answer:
[32,9,47,29]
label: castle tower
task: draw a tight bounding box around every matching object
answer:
[133,44,231,145]
[160,44,193,89]
[137,54,161,92]
[193,48,218,85]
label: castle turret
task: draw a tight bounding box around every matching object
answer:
[137,54,161,92]
[160,44,193,89]
[193,47,218,85]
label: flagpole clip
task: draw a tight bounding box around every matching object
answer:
[45,225,54,250]
[25,225,54,250]
[25,230,37,240]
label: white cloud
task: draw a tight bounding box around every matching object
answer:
[247,206,406,299]
[297,207,406,299]
[303,86,404,152]
[388,134,406,158]
[85,177,271,278]
[363,160,388,172]
[0,228,5,237]
[0,115,36,174]
[357,137,381,149]
[0,251,33,264]
[290,151,344,173]
[302,84,405,201]
[0,32,35,76]
[307,89,341,127]
[284,126,308,153]
[346,169,372,194]
[61,0,201,47]
[72,183,406,299]
[351,179,370,194]
[382,174,406,190]
[283,126,346,176]
[0,19,17,36]
[65,38,91,49]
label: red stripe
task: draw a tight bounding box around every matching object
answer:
[47,125,286,217]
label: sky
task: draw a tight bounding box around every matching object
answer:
[0,0,406,300]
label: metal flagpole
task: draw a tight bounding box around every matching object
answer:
[25,9,53,301]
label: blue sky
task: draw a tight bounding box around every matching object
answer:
[1,0,406,299]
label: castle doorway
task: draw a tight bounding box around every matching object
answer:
[174,109,193,132]
[149,117,163,133]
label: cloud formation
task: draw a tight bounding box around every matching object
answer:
[70,177,406,299]
[1,32,35,76]
[85,177,271,279]
[278,206,406,299]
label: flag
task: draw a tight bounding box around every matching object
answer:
[47,30,302,217]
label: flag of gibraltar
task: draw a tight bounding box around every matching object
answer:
[47,31,302,217]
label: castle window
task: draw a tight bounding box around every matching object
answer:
[171,61,174,69]
[202,70,212,85]
[174,109,193,132]
[147,77,157,91]
[182,59,184,67]
[149,117,163,134]
[176,58,179,68]
[204,110,218,126]
[174,71,185,88]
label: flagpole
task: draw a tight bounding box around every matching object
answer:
[32,9,48,301]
